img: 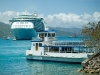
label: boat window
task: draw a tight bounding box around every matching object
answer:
[73,42,79,45]
[53,47,59,52]
[67,42,72,45]
[45,33,47,37]
[48,33,51,37]
[39,43,42,47]
[44,47,48,51]
[41,33,44,37]
[79,42,83,45]
[62,47,65,51]
[48,47,59,52]
[49,47,52,52]
[52,33,55,37]
[39,33,42,37]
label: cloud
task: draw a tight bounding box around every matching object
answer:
[0,11,100,28]
[0,11,17,24]
[44,12,100,28]
[93,12,100,21]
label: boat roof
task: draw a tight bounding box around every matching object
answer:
[38,30,56,32]
[41,45,86,48]
[31,37,43,42]
[31,40,43,42]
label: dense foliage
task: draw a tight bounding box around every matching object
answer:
[82,21,100,51]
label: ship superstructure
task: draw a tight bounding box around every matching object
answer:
[9,12,47,40]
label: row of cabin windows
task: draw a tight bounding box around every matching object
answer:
[33,43,42,47]
[46,47,73,53]
[39,33,55,37]
[44,47,85,53]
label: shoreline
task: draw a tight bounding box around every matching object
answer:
[77,52,100,74]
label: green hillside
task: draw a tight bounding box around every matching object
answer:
[49,27,82,37]
[0,22,12,38]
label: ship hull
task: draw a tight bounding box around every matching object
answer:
[12,28,37,40]
[26,55,86,63]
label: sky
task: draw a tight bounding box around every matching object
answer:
[0,0,100,28]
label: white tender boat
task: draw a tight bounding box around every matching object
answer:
[26,30,94,63]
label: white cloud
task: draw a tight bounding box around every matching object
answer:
[93,12,100,21]
[0,11,100,28]
[44,12,100,28]
[0,11,17,24]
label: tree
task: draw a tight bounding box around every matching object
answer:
[82,21,100,52]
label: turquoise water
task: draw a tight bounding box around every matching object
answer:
[0,37,96,75]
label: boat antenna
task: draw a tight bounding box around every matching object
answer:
[33,11,38,17]
[25,10,28,15]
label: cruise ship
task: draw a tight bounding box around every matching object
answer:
[9,12,47,40]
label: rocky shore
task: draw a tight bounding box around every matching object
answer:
[77,52,100,74]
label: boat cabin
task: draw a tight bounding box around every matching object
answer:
[26,39,93,56]
[26,30,94,60]
[37,30,56,41]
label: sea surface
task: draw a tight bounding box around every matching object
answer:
[0,37,98,75]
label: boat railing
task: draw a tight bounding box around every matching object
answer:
[44,41,85,46]
[44,41,53,46]
[45,50,93,53]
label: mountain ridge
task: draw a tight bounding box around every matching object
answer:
[0,22,82,38]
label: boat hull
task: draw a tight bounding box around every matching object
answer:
[26,55,86,63]
[12,28,37,40]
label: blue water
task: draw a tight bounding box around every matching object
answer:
[0,37,95,75]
